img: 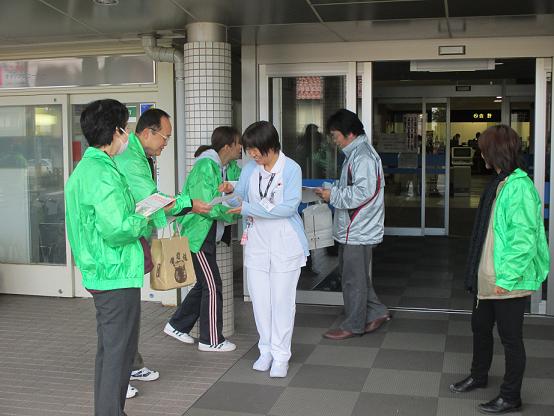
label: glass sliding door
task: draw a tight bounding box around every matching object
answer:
[424,101,449,232]
[373,98,448,235]
[260,63,357,304]
[0,95,72,296]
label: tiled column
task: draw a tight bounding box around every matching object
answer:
[184,23,234,338]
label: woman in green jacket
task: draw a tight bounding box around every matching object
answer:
[65,99,151,416]
[449,125,549,415]
[164,126,241,352]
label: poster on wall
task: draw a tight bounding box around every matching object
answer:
[140,103,154,114]
[127,105,137,123]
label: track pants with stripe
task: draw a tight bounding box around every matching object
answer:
[169,249,224,346]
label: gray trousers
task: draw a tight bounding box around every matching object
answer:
[92,288,141,416]
[132,351,144,372]
[339,244,388,334]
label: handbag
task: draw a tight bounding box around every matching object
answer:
[149,223,197,291]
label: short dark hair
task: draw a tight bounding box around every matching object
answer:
[136,108,170,134]
[80,99,128,147]
[241,121,281,156]
[194,126,240,157]
[478,125,523,173]
[326,109,365,137]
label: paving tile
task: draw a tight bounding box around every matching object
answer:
[524,357,554,379]
[387,318,449,334]
[352,392,438,416]
[319,331,386,348]
[294,313,338,328]
[291,327,327,344]
[305,345,378,368]
[192,382,284,414]
[363,368,441,397]
[382,332,446,352]
[268,387,359,416]
[445,335,504,354]
[441,352,505,376]
[288,364,369,391]
[372,349,444,372]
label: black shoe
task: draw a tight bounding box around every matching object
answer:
[478,395,522,414]
[449,375,488,393]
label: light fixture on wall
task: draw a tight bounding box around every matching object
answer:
[93,0,119,5]
[410,59,495,72]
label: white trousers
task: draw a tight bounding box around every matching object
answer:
[246,267,301,363]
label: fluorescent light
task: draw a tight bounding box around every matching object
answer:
[438,45,466,56]
[494,99,502,103]
[496,96,502,99]
[410,59,495,72]
[93,0,119,5]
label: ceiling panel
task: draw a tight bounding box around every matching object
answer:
[173,0,320,26]
[448,0,554,18]
[0,0,96,40]
[39,0,194,35]
[231,23,343,45]
[314,0,445,21]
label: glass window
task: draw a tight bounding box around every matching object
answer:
[269,75,346,180]
[268,74,347,295]
[0,55,155,90]
[0,104,65,264]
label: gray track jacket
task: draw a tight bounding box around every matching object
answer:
[330,134,385,245]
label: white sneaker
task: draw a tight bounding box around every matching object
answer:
[270,361,288,378]
[252,354,273,372]
[164,322,194,344]
[126,384,138,399]
[198,340,236,352]
[130,366,160,382]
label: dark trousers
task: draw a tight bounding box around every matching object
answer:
[470,296,527,402]
[92,288,141,416]
[339,244,388,333]
[169,249,224,345]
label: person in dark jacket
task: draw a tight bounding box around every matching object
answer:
[449,125,549,415]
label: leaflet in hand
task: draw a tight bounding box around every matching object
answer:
[135,193,175,217]
[210,193,242,208]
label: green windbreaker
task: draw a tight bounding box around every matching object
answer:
[115,132,191,236]
[65,147,149,290]
[175,149,238,252]
[226,159,242,181]
[493,168,549,291]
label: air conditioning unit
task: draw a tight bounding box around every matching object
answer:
[410,59,495,72]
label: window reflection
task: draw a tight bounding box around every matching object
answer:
[269,75,347,293]
[0,105,65,265]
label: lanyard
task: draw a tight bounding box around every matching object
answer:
[258,172,276,199]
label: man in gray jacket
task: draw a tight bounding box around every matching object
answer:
[316,109,390,340]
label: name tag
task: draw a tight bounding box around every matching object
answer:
[260,197,275,212]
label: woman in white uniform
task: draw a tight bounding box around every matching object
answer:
[225,121,309,378]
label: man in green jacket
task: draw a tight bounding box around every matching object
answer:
[115,108,211,397]
[65,99,150,416]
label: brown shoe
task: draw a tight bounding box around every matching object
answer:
[323,329,360,340]
[364,314,392,333]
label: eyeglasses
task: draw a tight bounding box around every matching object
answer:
[118,126,129,136]
[150,128,170,143]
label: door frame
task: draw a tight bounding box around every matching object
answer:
[0,94,73,297]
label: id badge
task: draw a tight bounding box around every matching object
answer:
[260,197,275,212]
